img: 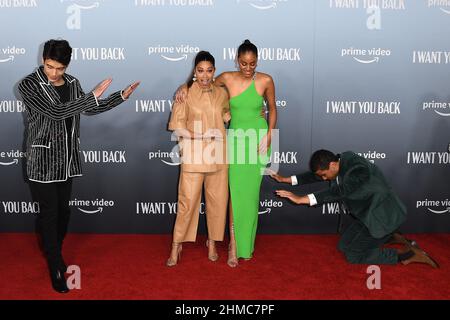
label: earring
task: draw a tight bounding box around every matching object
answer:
[212,77,215,82]
[193,74,197,81]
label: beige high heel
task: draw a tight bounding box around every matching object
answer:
[206,239,219,262]
[166,242,182,267]
[227,243,238,268]
[227,223,238,267]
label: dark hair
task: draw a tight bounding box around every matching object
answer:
[309,149,340,172]
[186,50,215,88]
[42,39,72,66]
[237,39,258,58]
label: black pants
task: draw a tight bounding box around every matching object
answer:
[337,219,398,265]
[29,179,72,269]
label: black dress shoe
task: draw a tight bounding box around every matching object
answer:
[50,269,69,293]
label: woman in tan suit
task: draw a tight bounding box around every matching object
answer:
[166,51,230,266]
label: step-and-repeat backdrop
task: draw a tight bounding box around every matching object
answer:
[0,1,449,234]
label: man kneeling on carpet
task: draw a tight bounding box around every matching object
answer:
[270,149,439,268]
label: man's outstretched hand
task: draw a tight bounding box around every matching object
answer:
[275,190,309,205]
[267,169,291,184]
[122,81,140,99]
[93,78,113,99]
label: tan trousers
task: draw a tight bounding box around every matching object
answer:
[173,167,228,243]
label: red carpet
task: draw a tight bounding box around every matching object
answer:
[0,233,449,300]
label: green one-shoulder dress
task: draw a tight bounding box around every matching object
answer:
[228,79,269,259]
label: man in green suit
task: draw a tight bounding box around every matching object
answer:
[271,149,438,268]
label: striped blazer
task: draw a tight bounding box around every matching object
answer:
[18,66,125,183]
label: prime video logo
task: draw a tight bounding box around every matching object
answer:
[0,150,26,166]
[427,1,450,15]
[341,47,391,64]
[237,0,286,10]
[258,199,282,215]
[148,148,181,166]
[148,45,200,62]
[417,199,450,214]
[422,101,450,117]
[61,0,102,30]
[0,46,26,63]
[69,198,114,214]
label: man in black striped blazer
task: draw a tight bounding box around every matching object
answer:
[18,39,139,293]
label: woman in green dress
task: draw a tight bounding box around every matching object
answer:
[219,40,277,267]
[175,40,277,267]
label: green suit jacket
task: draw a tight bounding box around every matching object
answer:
[296,151,407,238]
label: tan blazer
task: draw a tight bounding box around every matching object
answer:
[168,82,229,172]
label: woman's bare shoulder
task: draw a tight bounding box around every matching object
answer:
[256,72,274,83]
